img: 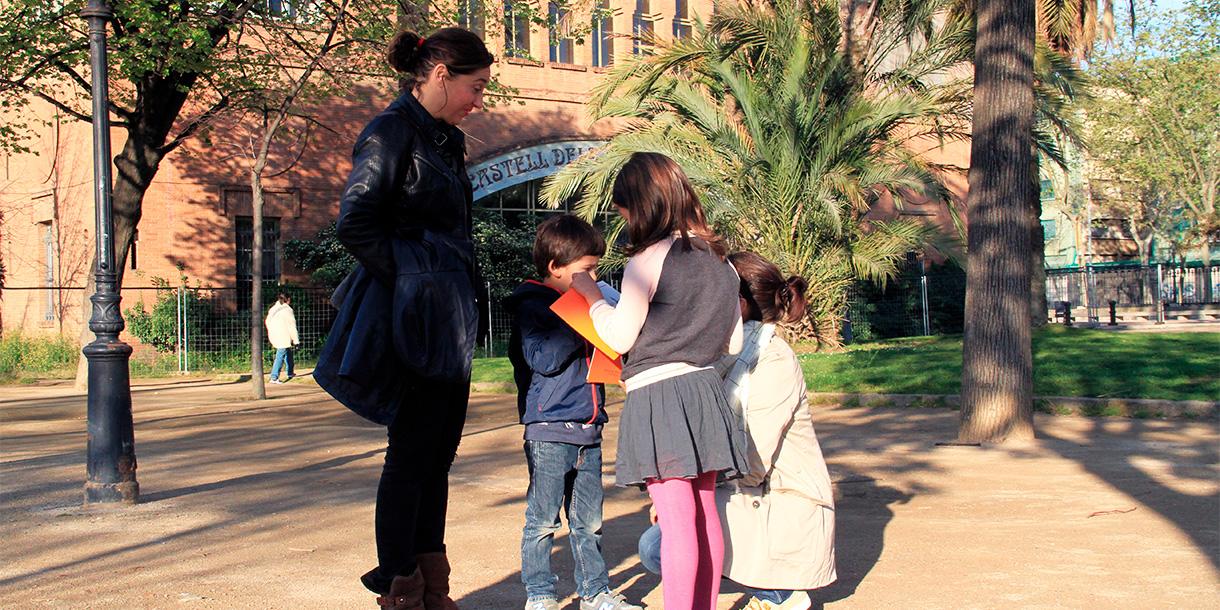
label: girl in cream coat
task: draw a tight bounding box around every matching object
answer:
[639,252,835,610]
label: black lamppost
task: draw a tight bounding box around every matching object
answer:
[81,0,138,505]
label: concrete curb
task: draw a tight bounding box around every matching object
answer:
[807,391,1219,419]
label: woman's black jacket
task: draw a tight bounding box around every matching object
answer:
[314,91,478,425]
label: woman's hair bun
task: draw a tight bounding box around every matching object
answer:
[387,30,424,73]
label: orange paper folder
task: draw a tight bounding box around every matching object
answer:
[549,289,623,383]
[548,289,620,358]
[587,349,623,385]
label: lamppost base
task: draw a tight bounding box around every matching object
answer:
[84,481,139,505]
[83,338,138,505]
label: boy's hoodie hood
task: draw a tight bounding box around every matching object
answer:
[503,280,561,314]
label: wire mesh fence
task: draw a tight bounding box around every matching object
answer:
[117,284,337,374]
[33,262,1216,372]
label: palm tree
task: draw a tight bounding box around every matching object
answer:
[1039,0,1132,60]
[543,0,971,347]
[942,0,1131,59]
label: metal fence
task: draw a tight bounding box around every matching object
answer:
[476,261,970,355]
[1045,264,1220,310]
[27,263,1212,370]
[111,284,338,373]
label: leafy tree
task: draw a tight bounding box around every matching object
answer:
[228,0,384,398]
[0,0,403,388]
[1086,0,1219,265]
[542,0,971,348]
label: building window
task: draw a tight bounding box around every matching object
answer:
[41,222,55,322]
[548,2,574,63]
[1040,178,1055,201]
[673,0,691,39]
[504,0,531,58]
[129,229,138,270]
[458,0,485,36]
[235,217,281,309]
[256,0,297,19]
[591,0,613,67]
[1041,219,1057,239]
[633,0,655,55]
[477,178,615,227]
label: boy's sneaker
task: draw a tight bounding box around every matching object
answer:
[269,378,284,385]
[580,590,642,610]
[524,598,559,610]
[745,591,811,610]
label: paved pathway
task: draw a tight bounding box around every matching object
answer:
[1,378,1216,609]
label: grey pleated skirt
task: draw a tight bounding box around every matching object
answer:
[614,368,750,487]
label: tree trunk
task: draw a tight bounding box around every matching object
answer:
[73,135,163,389]
[959,0,1036,443]
[1138,236,1152,267]
[250,164,267,399]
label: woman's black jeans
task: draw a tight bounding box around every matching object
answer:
[361,377,470,594]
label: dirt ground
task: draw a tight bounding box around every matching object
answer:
[1,376,1216,609]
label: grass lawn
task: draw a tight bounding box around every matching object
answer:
[471,326,1219,402]
[471,356,515,385]
[799,326,1219,402]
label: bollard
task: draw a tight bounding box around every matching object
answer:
[1108,300,1117,326]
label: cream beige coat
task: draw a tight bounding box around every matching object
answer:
[264,302,299,350]
[716,332,837,590]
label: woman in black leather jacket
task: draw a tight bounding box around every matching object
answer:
[313,27,493,610]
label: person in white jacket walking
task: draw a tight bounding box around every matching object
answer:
[265,293,300,384]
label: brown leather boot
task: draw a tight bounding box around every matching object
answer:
[375,569,425,610]
[415,552,459,610]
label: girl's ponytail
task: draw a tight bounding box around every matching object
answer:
[779,276,808,324]
[730,251,808,325]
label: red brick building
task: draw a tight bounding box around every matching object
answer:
[0,0,965,341]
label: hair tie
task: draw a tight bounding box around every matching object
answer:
[417,37,426,49]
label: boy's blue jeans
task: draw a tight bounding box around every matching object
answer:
[521,440,610,601]
[638,523,796,604]
[270,347,294,380]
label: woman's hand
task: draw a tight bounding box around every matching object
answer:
[570,271,603,305]
[648,504,658,525]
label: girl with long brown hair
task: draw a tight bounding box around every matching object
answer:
[570,152,749,610]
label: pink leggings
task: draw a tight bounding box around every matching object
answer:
[646,471,723,610]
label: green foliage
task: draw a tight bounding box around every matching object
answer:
[0,1,396,153]
[124,278,211,353]
[0,332,78,381]
[473,210,541,303]
[123,276,326,362]
[288,212,541,304]
[541,0,971,345]
[285,222,357,288]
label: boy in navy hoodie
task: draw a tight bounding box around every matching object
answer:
[505,215,640,610]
